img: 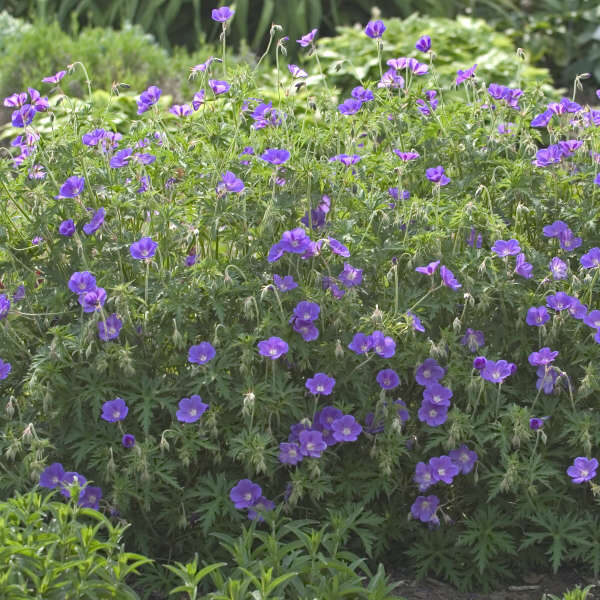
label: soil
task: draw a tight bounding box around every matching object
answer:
[392,570,598,600]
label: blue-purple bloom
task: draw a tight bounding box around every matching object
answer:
[68,271,96,295]
[480,359,513,384]
[0,294,10,320]
[348,332,373,355]
[460,328,484,352]
[78,287,107,313]
[415,260,440,276]
[567,457,598,484]
[230,479,262,509]
[297,29,317,47]
[528,347,558,366]
[440,265,461,290]
[260,148,290,165]
[491,239,521,257]
[338,263,362,287]
[365,20,386,39]
[279,442,302,465]
[176,395,208,423]
[415,35,431,52]
[122,434,136,448]
[306,373,336,395]
[418,401,448,427]
[59,219,75,237]
[247,497,275,522]
[423,383,452,406]
[188,342,216,365]
[414,462,435,491]
[98,314,123,341]
[257,337,289,359]
[273,274,297,292]
[39,462,65,488]
[169,104,192,117]
[546,292,573,311]
[101,398,128,422]
[580,247,600,269]
[376,369,400,390]
[55,176,84,199]
[293,301,320,322]
[429,455,459,484]
[415,358,445,386]
[78,486,102,510]
[426,166,450,186]
[515,253,533,279]
[456,64,477,85]
[411,495,439,523]
[137,85,162,114]
[331,415,362,442]
[211,6,234,22]
[288,64,307,78]
[371,330,396,358]
[526,306,550,326]
[82,207,105,235]
[209,80,230,95]
[130,237,158,260]
[351,86,374,102]
[298,430,327,457]
[449,445,478,474]
[338,98,362,116]
[549,257,568,280]
[0,358,11,380]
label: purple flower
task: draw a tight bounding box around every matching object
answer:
[546,292,573,311]
[39,463,65,488]
[211,6,234,22]
[327,237,350,258]
[299,430,327,457]
[414,462,435,491]
[418,401,448,427]
[426,166,450,186]
[0,294,10,320]
[467,228,483,249]
[456,64,477,85]
[536,366,561,394]
[110,148,133,168]
[209,80,230,95]
[348,332,373,355]
[297,29,318,47]
[82,207,105,235]
[329,154,361,166]
[415,260,440,276]
[411,495,439,523]
[338,263,362,287]
[473,356,487,370]
[529,418,546,431]
[279,442,302,465]
[188,342,216,365]
[279,228,312,254]
[190,57,217,75]
[247,496,275,522]
[169,104,192,117]
[370,330,395,358]
[176,395,208,423]
[351,86,374,102]
[98,314,123,341]
[134,153,156,165]
[42,70,66,84]
[415,358,445,386]
[78,287,107,313]
[261,148,290,165]
[185,253,197,267]
[528,347,558,366]
[491,239,521,257]
[543,220,569,238]
[558,231,581,252]
[59,219,75,236]
[331,415,362,442]
[378,68,405,89]
[78,486,102,510]
[567,457,598,484]
[273,274,297,292]
[0,358,11,380]
[423,383,452,407]
[407,311,425,332]
[192,90,205,111]
[292,319,319,342]
[137,85,162,114]
[130,237,158,260]
[581,247,600,269]
[480,359,513,384]
[365,19,386,39]
[394,150,420,161]
[429,456,459,484]
[68,271,96,295]
[568,299,587,320]
[55,176,84,199]
[449,445,478,474]
[257,337,289,359]
[101,398,128,422]
[460,328,484,352]
[526,306,550,326]
[122,434,136,448]
[11,104,36,127]
[288,64,307,78]
[415,35,431,52]
[376,369,400,390]
[515,253,533,279]
[440,265,461,290]
[13,286,25,302]
[583,310,600,329]
[3,92,27,107]
[338,98,362,115]
[60,472,87,498]
[549,257,568,280]
[293,301,320,322]
[230,479,262,509]
[306,373,336,395]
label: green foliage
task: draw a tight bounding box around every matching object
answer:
[0,490,151,599]
[1,15,600,596]
[544,585,595,600]
[316,14,555,94]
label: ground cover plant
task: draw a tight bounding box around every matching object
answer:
[1,7,600,596]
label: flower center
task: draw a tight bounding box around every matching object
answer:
[343,427,351,436]
[190,409,197,416]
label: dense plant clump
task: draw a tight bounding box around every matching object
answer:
[2,7,600,596]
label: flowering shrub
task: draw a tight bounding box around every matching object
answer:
[1,9,600,594]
